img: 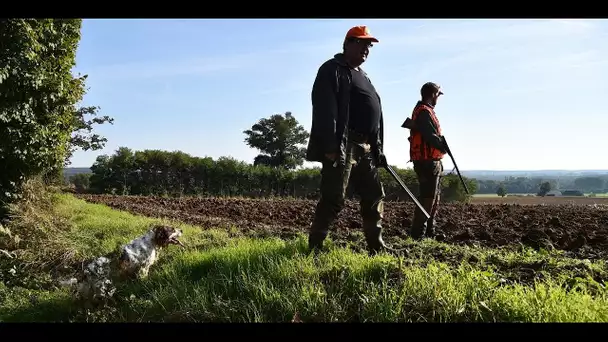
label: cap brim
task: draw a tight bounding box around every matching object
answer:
[354,35,379,43]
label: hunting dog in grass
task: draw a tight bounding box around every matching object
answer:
[72,224,185,304]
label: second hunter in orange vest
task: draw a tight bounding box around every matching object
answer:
[409,103,445,161]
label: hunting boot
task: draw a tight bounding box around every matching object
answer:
[424,219,445,241]
[363,219,388,256]
[425,195,445,241]
[410,198,435,240]
[308,210,331,253]
[425,214,447,241]
[308,230,328,254]
[363,218,410,256]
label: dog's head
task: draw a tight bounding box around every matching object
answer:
[152,225,185,248]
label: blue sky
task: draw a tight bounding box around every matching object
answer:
[71,19,608,171]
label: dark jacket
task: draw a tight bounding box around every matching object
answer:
[305,53,384,166]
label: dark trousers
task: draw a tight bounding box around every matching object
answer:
[410,160,443,239]
[309,140,385,251]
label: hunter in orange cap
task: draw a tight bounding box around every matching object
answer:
[340,25,379,68]
[306,25,394,256]
[344,25,379,43]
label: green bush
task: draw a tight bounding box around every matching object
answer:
[0,19,86,219]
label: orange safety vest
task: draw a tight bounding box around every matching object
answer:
[409,102,445,161]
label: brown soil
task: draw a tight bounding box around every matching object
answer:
[75,194,608,260]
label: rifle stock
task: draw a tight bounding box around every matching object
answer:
[401,117,416,130]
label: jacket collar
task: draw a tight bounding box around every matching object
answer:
[333,53,366,74]
[333,53,349,67]
[417,100,435,109]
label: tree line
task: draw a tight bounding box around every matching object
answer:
[68,147,477,203]
[476,176,608,195]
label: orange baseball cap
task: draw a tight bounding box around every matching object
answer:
[345,25,379,43]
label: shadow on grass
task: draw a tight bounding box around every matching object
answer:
[1,295,82,322]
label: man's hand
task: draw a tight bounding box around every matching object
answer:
[376,152,388,168]
[440,136,450,154]
[325,153,338,161]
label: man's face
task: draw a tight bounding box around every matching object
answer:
[345,38,373,66]
[430,89,442,106]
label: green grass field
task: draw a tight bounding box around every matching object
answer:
[1,194,608,322]
[471,193,608,205]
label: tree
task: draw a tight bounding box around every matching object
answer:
[89,147,136,195]
[574,177,605,193]
[0,19,107,219]
[65,105,114,166]
[496,184,507,197]
[243,112,309,170]
[441,174,478,203]
[537,181,552,197]
[69,173,91,193]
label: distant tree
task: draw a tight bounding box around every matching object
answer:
[537,181,552,196]
[441,174,478,203]
[243,112,309,170]
[69,173,91,193]
[496,184,507,197]
[573,177,605,193]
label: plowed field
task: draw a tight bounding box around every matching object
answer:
[75,194,608,260]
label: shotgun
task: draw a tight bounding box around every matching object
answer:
[441,136,470,195]
[383,164,430,220]
[401,117,469,194]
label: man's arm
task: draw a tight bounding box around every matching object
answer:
[311,61,340,155]
[414,109,447,153]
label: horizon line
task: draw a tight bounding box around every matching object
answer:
[64,166,608,173]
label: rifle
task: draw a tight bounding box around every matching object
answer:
[441,136,469,195]
[384,164,430,220]
[402,117,469,195]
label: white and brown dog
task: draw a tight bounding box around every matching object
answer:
[73,224,185,303]
[117,224,185,279]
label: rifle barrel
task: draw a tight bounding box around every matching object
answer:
[443,137,470,195]
[385,165,430,220]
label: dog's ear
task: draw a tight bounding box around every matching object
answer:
[152,225,175,246]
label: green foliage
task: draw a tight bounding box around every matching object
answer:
[440,173,477,203]
[68,173,90,193]
[496,184,507,197]
[475,175,608,195]
[65,105,114,165]
[243,112,309,170]
[0,19,111,219]
[573,177,605,193]
[537,182,552,197]
[87,147,476,202]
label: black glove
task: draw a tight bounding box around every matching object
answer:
[376,152,388,168]
[440,136,449,154]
